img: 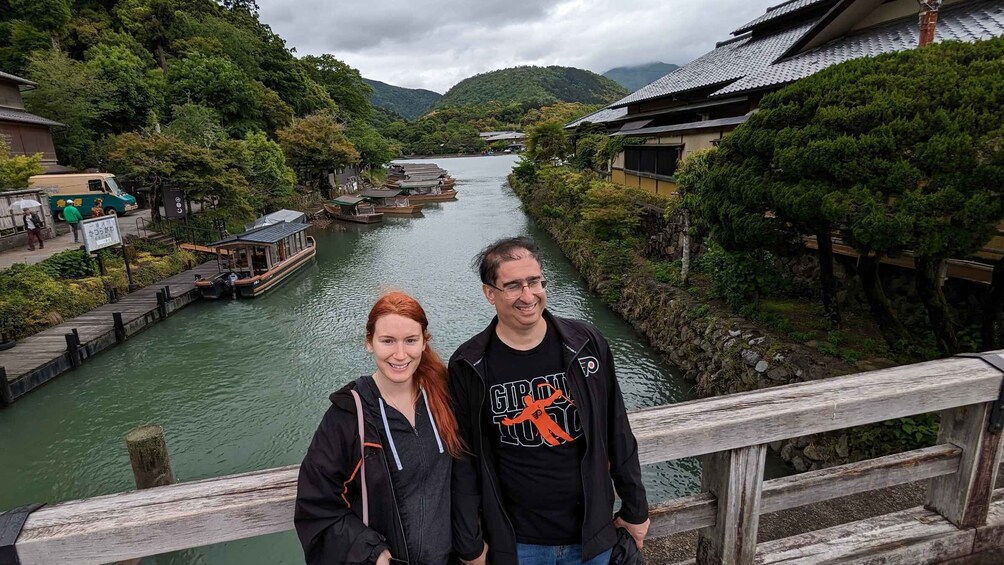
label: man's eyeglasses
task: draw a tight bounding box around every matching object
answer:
[487,278,548,299]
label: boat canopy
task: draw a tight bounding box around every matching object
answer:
[360,189,402,198]
[331,195,365,206]
[210,221,309,247]
[245,209,306,230]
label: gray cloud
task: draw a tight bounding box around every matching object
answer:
[256,0,784,93]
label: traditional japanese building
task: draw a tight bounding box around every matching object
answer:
[572,0,1004,196]
[0,70,64,172]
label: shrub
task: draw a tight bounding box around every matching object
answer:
[700,241,782,312]
[39,249,98,279]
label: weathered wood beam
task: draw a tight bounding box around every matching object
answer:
[696,445,766,565]
[927,402,1004,527]
[630,354,1003,464]
[650,444,961,537]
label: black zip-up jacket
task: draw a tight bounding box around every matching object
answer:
[295,379,410,564]
[448,311,649,565]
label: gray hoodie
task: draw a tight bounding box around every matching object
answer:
[355,375,452,565]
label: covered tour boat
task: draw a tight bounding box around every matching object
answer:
[324,196,384,223]
[196,221,316,299]
[359,188,424,215]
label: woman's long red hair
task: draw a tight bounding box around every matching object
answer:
[366,291,464,457]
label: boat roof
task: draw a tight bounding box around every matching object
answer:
[210,221,309,247]
[360,189,402,198]
[331,195,366,206]
[245,209,306,230]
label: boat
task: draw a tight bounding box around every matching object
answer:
[358,189,424,215]
[324,196,384,224]
[394,180,458,202]
[196,222,316,299]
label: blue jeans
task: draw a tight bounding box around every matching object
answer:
[516,543,612,565]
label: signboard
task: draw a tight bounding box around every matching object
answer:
[81,215,122,252]
[164,185,186,219]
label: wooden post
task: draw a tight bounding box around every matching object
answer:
[926,402,1004,527]
[0,366,12,407]
[126,425,175,489]
[65,332,81,368]
[697,445,767,565]
[162,285,171,300]
[156,290,167,319]
[113,312,126,343]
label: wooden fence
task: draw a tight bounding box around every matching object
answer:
[7,352,1004,564]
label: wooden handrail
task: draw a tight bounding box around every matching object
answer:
[8,352,1004,564]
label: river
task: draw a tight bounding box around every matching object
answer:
[0,155,703,563]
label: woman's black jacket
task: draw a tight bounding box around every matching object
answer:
[295,380,409,564]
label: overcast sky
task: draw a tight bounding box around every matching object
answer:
[254,0,786,94]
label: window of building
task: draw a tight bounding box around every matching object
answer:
[623,145,681,179]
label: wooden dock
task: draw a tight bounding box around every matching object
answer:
[0,261,220,404]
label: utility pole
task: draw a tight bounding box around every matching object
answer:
[918,0,943,47]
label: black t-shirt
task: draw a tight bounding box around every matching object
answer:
[483,322,585,545]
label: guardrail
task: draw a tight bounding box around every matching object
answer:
[6,352,1004,564]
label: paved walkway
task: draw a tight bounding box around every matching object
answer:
[0,209,153,270]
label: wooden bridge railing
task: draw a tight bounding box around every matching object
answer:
[7,352,1004,564]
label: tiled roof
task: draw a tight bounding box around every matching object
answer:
[610,20,818,108]
[0,107,63,127]
[733,0,837,34]
[714,0,1004,96]
[611,115,749,137]
[210,221,308,246]
[565,105,628,128]
[0,70,35,87]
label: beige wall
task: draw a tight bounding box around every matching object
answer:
[612,169,679,196]
[0,122,58,163]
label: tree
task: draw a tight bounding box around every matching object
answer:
[0,139,43,188]
[300,54,373,121]
[163,103,226,148]
[9,0,71,49]
[218,131,296,213]
[84,42,166,133]
[526,120,570,164]
[114,0,190,71]
[277,111,360,188]
[346,121,398,170]
[166,54,261,135]
[699,38,1004,354]
[22,49,113,168]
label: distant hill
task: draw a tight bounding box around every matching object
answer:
[437,65,628,109]
[363,78,442,121]
[603,62,680,91]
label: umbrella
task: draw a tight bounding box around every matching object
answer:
[9,198,42,210]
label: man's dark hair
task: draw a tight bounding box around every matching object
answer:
[474,236,542,284]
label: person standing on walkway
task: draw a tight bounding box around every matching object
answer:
[63,200,82,243]
[22,210,44,250]
[450,236,650,565]
[90,198,105,218]
[296,291,464,565]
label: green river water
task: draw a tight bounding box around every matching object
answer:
[1,155,707,563]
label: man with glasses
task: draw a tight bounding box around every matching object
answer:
[449,236,650,565]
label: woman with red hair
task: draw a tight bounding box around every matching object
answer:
[296,291,463,565]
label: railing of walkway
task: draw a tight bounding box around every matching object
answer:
[7,352,1004,564]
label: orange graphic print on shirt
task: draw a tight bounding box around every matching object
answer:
[490,373,582,448]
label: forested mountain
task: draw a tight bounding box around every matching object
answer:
[363,78,441,121]
[0,0,395,223]
[603,62,679,91]
[437,66,628,108]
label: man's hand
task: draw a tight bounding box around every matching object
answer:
[461,542,488,565]
[376,549,392,565]
[614,516,651,549]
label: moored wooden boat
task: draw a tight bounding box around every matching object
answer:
[359,189,425,215]
[404,188,457,202]
[324,196,384,224]
[196,222,316,299]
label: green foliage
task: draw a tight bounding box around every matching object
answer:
[850,415,939,459]
[84,42,166,133]
[511,156,538,185]
[526,121,569,163]
[363,78,441,121]
[652,260,684,286]
[22,49,113,167]
[167,54,263,134]
[301,54,372,122]
[0,139,43,188]
[345,120,397,169]
[700,240,782,312]
[38,249,97,279]
[277,111,360,184]
[217,130,296,213]
[438,65,628,108]
[570,133,607,171]
[163,103,226,147]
